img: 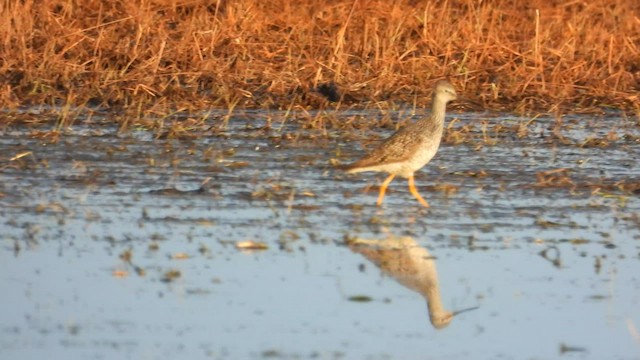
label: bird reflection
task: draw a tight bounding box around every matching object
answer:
[348,235,477,329]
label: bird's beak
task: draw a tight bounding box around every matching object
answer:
[451,306,479,317]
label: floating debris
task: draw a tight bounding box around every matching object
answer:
[235,241,269,251]
[198,244,210,255]
[119,249,133,263]
[535,168,574,188]
[161,269,182,283]
[434,183,459,195]
[10,151,33,161]
[348,295,373,302]
[172,252,191,260]
[559,343,587,354]
[569,238,589,245]
[223,161,250,168]
[134,266,146,276]
[539,246,562,268]
[112,270,129,278]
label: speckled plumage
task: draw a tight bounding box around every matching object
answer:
[344,79,457,207]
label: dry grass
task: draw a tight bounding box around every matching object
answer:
[1,0,639,126]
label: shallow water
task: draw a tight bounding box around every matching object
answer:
[1,110,639,359]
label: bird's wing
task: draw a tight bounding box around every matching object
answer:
[348,123,427,168]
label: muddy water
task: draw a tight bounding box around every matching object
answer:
[1,110,639,360]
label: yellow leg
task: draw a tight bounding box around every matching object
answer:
[376,174,396,206]
[408,174,430,207]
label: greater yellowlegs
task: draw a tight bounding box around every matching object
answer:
[344,80,457,207]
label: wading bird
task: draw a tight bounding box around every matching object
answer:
[344,80,457,207]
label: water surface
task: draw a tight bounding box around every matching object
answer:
[1,110,639,359]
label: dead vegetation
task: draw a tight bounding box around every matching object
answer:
[1,0,639,127]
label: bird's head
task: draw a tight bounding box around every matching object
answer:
[434,79,458,103]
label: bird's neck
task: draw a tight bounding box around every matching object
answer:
[424,281,446,315]
[421,275,451,328]
[431,95,448,124]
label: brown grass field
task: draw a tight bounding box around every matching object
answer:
[1,0,639,126]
